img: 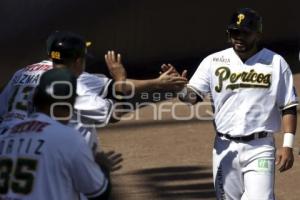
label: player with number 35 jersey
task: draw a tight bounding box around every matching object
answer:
[0,68,110,200]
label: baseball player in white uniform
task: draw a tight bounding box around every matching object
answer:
[179,8,298,200]
[66,50,188,153]
[69,71,116,153]
[0,68,110,200]
[0,60,106,152]
[0,60,53,122]
[0,31,118,154]
[0,30,187,154]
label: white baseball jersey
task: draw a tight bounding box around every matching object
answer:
[0,60,53,121]
[0,113,108,200]
[74,72,114,127]
[69,72,114,153]
[188,47,298,136]
[0,62,114,152]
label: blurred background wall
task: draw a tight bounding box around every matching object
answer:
[0,0,299,86]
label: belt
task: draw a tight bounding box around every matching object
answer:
[217,131,270,142]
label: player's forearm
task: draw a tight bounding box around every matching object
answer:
[282,106,297,134]
[113,79,126,95]
[125,78,159,94]
[281,106,297,149]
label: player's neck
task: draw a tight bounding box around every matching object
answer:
[53,63,80,78]
[35,107,51,118]
[236,46,259,63]
[36,107,70,125]
[53,64,68,69]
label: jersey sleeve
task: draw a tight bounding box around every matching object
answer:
[187,56,211,97]
[276,58,299,110]
[77,72,112,97]
[70,135,108,198]
[74,95,114,126]
[75,72,114,126]
[0,70,22,118]
[0,81,11,118]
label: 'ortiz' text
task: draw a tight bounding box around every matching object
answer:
[0,121,48,156]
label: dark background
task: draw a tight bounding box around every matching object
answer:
[0,0,299,86]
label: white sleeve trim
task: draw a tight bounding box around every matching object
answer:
[102,99,114,126]
[94,75,112,97]
[281,102,299,110]
[84,178,108,198]
[186,84,205,100]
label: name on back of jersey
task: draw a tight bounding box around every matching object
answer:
[13,73,41,85]
[12,63,52,86]
[10,120,50,134]
[24,63,52,72]
[0,120,48,156]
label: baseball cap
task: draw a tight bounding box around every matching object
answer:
[46,31,91,61]
[33,68,77,107]
[227,8,262,33]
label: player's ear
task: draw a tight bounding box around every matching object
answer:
[226,31,231,43]
[73,57,85,76]
[75,57,82,65]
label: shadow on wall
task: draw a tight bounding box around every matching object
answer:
[1,0,300,85]
[263,39,300,73]
[85,38,300,80]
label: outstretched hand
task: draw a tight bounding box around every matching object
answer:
[157,65,188,92]
[95,150,124,172]
[105,51,127,81]
[161,64,187,79]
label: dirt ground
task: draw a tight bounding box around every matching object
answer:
[99,74,300,200]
